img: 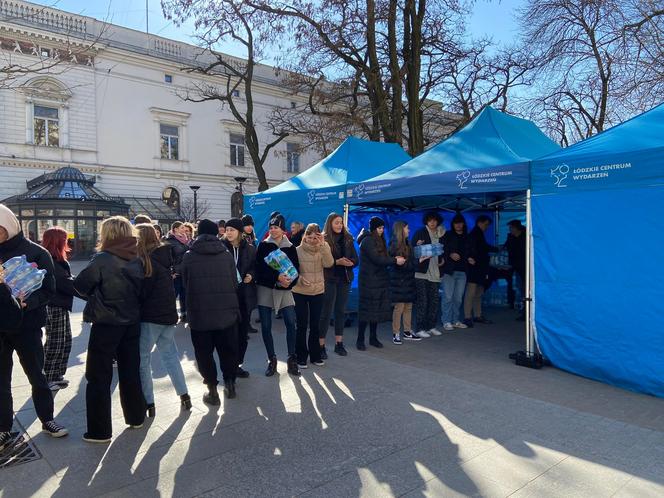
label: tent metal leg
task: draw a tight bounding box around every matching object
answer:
[343,203,349,226]
[510,188,544,369]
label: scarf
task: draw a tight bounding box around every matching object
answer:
[170,230,189,246]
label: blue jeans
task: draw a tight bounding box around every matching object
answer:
[258,305,297,358]
[173,276,186,315]
[441,272,467,324]
[139,322,188,404]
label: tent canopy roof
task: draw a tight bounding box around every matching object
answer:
[532,102,664,194]
[368,107,560,183]
[263,136,411,194]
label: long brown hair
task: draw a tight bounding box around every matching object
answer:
[135,223,162,277]
[323,212,353,248]
[390,220,410,258]
[371,227,388,256]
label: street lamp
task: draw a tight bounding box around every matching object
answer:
[189,185,200,221]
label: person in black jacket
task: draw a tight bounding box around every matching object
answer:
[0,276,22,452]
[222,218,257,378]
[41,227,78,391]
[241,214,257,246]
[182,219,241,404]
[463,215,498,327]
[440,214,470,331]
[319,212,358,358]
[505,220,527,320]
[411,211,445,338]
[0,204,68,444]
[134,224,191,417]
[357,217,405,350]
[164,221,190,322]
[74,216,145,443]
[255,214,300,377]
[388,221,419,345]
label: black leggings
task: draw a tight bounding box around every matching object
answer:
[357,321,378,345]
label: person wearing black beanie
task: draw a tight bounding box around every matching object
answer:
[180,218,241,403]
[241,214,256,246]
[356,216,406,350]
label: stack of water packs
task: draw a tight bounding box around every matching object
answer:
[2,255,46,298]
[264,249,299,281]
[414,243,444,259]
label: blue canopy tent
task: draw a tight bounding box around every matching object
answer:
[245,137,411,235]
[530,103,664,397]
[346,107,559,211]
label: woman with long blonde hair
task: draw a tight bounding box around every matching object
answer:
[135,224,191,417]
[74,216,146,443]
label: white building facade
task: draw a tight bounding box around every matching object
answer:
[0,1,318,247]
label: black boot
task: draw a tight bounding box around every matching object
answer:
[180,393,192,410]
[357,325,366,351]
[237,366,250,378]
[203,385,221,406]
[369,329,383,348]
[265,356,277,377]
[146,403,156,418]
[224,381,236,399]
[287,355,301,376]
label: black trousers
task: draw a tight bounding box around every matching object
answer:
[191,325,239,385]
[415,278,440,331]
[357,321,378,345]
[319,281,351,339]
[0,326,54,432]
[86,323,145,439]
[294,293,323,364]
[237,295,250,366]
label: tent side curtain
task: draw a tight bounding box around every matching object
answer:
[347,162,530,207]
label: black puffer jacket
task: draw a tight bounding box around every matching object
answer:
[441,230,468,276]
[74,238,141,325]
[255,238,300,291]
[0,231,55,331]
[139,245,178,325]
[466,226,497,285]
[388,240,416,304]
[324,232,358,284]
[358,234,396,323]
[49,260,77,311]
[164,233,189,274]
[411,226,444,274]
[0,282,22,333]
[181,235,240,331]
[222,238,257,312]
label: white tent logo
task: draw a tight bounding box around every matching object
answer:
[550,164,570,188]
[353,183,365,199]
[457,170,471,189]
[248,196,256,209]
[307,191,316,204]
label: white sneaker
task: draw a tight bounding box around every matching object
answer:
[443,322,454,331]
[453,321,468,329]
[415,330,431,338]
[429,328,443,336]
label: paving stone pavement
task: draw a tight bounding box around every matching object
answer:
[2,295,663,497]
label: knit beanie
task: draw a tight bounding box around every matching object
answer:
[225,217,244,233]
[369,216,385,232]
[269,214,286,231]
[241,214,254,227]
[0,204,20,240]
[197,219,218,236]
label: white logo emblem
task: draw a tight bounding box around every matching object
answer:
[248,196,256,209]
[550,164,570,188]
[307,191,316,205]
[353,183,365,199]
[457,170,471,189]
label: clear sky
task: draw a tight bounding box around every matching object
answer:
[35,0,524,59]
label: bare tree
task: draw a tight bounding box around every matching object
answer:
[179,196,211,222]
[162,0,288,191]
[518,0,663,145]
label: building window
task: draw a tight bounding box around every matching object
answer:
[230,133,245,167]
[33,104,59,146]
[231,89,240,98]
[164,74,173,83]
[286,142,300,173]
[160,123,179,160]
[162,186,180,212]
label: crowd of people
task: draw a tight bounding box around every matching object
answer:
[0,203,525,449]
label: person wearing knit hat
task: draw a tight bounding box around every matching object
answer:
[180,217,242,403]
[0,204,68,444]
[221,217,257,378]
[356,216,406,351]
[254,216,301,377]
[241,214,256,246]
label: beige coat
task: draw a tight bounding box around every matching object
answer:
[292,240,334,296]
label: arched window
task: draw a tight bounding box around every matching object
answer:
[162,186,180,213]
